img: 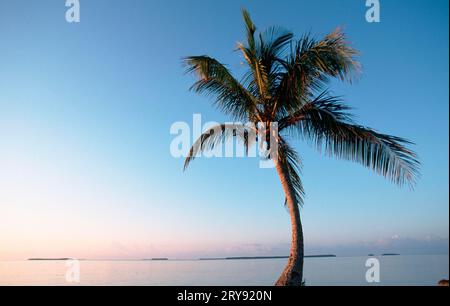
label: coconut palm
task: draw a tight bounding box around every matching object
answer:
[183,10,420,286]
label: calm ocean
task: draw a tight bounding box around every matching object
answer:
[0,255,448,286]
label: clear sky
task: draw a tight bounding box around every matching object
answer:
[0,0,448,260]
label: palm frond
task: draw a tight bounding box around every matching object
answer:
[242,9,256,52]
[258,26,293,76]
[299,28,360,82]
[238,10,289,102]
[274,29,360,116]
[278,91,352,130]
[237,43,270,100]
[278,138,305,207]
[184,56,259,121]
[280,96,420,188]
[184,123,257,170]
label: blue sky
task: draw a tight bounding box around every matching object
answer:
[0,0,448,259]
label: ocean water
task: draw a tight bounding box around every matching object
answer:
[0,255,448,286]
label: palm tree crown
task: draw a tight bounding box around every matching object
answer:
[184,10,419,204]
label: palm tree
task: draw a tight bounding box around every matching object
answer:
[183,10,420,286]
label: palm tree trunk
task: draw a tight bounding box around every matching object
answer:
[274,161,304,286]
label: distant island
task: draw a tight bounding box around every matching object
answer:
[367,253,401,257]
[28,258,73,261]
[200,255,336,261]
[226,256,289,260]
[28,255,339,262]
